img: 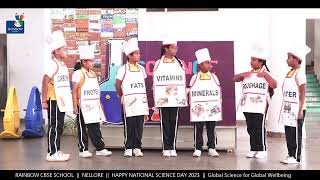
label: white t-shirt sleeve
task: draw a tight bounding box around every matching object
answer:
[44,60,58,78]
[140,65,147,79]
[72,70,82,84]
[116,65,126,81]
[296,69,307,86]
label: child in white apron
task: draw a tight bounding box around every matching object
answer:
[72,45,112,158]
[279,44,310,164]
[115,38,149,157]
[42,30,72,162]
[153,38,187,157]
[189,48,221,157]
[233,43,277,159]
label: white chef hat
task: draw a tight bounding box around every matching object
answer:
[122,38,140,56]
[162,39,177,46]
[251,42,267,61]
[78,45,95,60]
[195,48,211,64]
[287,44,311,62]
[47,30,67,52]
[161,32,177,46]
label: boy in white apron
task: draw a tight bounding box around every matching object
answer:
[189,48,221,157]
[279,44,310,164]
[233,43,277,159]
[115,38,149,157]
[153,38,187,157]
[42,30,73,162]
[72,45,112,158]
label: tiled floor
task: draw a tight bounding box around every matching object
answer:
[0,118,319,170]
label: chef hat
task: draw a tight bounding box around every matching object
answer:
[251,42,267,61]
[287,44,311,61]
[47,30,67,52]
[122,38,140,56]
[78,45,95,60]
[162,39,177,46]
[161,33,177,46]
[195,48,211,64]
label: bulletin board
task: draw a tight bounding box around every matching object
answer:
[50,8,139,82]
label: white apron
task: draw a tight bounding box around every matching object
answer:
[121,64,149,117]
[153,56,187,107]
[189,72,222,122]
[279,69,300,127]
[237,69,269,114]
[79,69,104,124]
[52,58,73,112]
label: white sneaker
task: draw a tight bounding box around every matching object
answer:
[193,150,201,157]
[281,156,299,164]
[246,151,257,158]
[124,149,133,157]
[79,151,92,158]
[162,150,170,157]
[46,151,70,162]
[255,151,267,159]
[170,150,177,157]
[208,148,219,157]
[133,149,143,157]
[96,149,112,156]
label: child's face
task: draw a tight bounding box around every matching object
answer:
[55,45,68,59]
[128,50,141,63]
[165,45,178,56]
[82,59,94,69]
[199,61,212,73]
[286,54,299,67]
[250,57,263,69]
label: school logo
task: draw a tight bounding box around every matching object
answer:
[6,13,25,34]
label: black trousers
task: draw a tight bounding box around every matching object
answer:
[160,107,179,150]
[77,107,105,152]
[47,100,65,155]
[285,110,306,162]
[194,121,217,150]
[123,115,144,149]
[243,112,267,151]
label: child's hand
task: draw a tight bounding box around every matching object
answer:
[42,102,48,109]
[73,105,79,114]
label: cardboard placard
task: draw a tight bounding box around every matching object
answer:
[76,9,89,15]
[76,28,89,32]
[76,14,89,20]
[101,28,113,38]
[88,32,101,41]
[89,14,101,20]
[76,32,89,41]
[64,9,76,20]
[113,8,126,14]
[51,19,64,24]
[89,23,101,32]
[89,9,101,14]
[126,23,138,29]
[75,20,88,28]
[63,32,76,40]
[51,9,64,19]
[63,19,75,24]
[101,14,113,20]
[76,40,89,46]
[112,14,126,28]
[67,49,78,55]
